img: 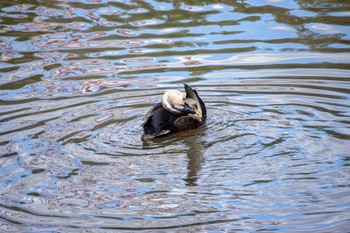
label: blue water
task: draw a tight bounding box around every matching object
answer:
[0,0,350,232]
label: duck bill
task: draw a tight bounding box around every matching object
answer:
[195,109,202,121]
[183,102,196,114]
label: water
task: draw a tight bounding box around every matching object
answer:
[1,0,350,232]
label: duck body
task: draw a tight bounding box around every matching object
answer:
[142,83,206,138]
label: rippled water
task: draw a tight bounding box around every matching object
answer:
[1,0,350,232]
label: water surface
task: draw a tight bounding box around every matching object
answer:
[1,0,350,232]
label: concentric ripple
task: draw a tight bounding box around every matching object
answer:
[1,0,350,232]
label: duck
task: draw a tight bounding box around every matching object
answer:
[142,83,206,138]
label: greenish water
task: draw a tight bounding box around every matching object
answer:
[1,0,350,232]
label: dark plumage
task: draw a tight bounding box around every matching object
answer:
[142,83,206,138]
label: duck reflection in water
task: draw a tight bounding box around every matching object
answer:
[142,83,206,138]
[183,135,205,186]
[141,130,205,186]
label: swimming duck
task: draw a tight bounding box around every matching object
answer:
[142,83,206,138]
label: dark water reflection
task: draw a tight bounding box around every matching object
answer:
[1,0,350,232]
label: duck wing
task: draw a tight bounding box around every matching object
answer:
[142,103,178,137]
[174,116,201,131]
[141,102,162,126]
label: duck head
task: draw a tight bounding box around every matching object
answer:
[162,90,195,115]
[185,98,202,122]
[184,83,203,122]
